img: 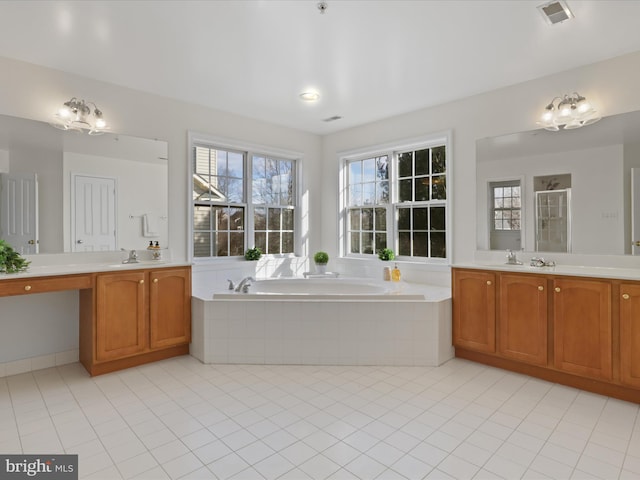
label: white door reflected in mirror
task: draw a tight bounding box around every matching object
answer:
[0,172,38,254]
[72,174,116,252]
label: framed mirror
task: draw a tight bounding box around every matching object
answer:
[0,114,168,254]
[476,110,640,256]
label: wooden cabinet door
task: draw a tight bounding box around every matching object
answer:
[96,271,147,361]
[553,278,612,380]
[620,283,640,387]
[149,268,191,349]
[453,269,496,353]
[498,274,548,366]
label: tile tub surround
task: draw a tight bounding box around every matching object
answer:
[191,284,453,366]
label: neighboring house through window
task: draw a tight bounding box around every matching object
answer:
[191,137,298,259]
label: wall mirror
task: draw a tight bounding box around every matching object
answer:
[476,110,640,256]
[0,113,168,254]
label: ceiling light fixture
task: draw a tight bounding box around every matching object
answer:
[299,91,320,102]
[51,97,109,135]
[536,93,601,131]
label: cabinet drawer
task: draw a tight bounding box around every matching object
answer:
[0,274,93,297]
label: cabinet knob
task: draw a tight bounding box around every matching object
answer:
[555,287,561,293]
[623,293,630,300]
[139,279,144,284]
[538,286,544,291]
[153,278,158,284]
[24,285,31,291]
[486,280,492,286]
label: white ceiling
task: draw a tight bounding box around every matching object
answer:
[1,0,640,135]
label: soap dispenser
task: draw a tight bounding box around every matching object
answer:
[391,263,401,282]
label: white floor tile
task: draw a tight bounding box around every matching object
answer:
[4,356,640,480]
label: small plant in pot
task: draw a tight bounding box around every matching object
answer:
[0,239,31,273]
[313,251,329,274]
[377,248,395,261]
[244,247,262,261]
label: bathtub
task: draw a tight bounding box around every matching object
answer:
[213,277,427,300]
[191,277,453,367]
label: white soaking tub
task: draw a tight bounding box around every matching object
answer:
[191,277,453,367]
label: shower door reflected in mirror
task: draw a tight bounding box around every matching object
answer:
[535,189,571,253]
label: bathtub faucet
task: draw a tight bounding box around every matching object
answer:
[234,276,255,293]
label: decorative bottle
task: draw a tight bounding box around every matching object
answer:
[391,263,401,282]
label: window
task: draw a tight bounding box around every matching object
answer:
[252,156,295,254]
[396,146,447,258]
[491,182,521,231]
[191,140,297,259]
[343,138,449,261]
[489,180,522,251]
[346,155,389,254]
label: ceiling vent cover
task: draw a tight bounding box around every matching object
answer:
[537,0,574,25]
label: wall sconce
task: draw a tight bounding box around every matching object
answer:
[51,97,109,135]
[536,92,601,131]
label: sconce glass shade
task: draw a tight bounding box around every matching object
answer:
[51,97,109,135]
[536,92,600,131]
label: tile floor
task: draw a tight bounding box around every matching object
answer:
[1,355,640,480]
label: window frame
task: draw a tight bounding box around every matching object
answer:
[188,132,302,263]
[339,132,452,264]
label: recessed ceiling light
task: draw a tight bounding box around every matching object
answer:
[299,91,320,102]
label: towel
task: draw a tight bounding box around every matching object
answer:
[143,213,159,237]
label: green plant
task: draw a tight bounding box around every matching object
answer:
[244,247,262,261]
[0,240,31,273]
[313,251,329,264]
[377,248,395,261]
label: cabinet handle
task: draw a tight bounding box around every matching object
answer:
[538,286,544,291]
[486,280,492,286]
[24,285,31,291]
[139,279,144,284]
[153,278,158,284]
[623,293,630,300]
[555,287,561,293]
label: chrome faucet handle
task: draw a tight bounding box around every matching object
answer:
[227,279,236,290]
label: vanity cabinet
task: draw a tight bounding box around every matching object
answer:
[553,278,612,381]
[453,267,640,403]
[620,283,640,388]
[80,266,191,375]
[497,273,548,367]
[453,269,496,353]
[95,270,147,361]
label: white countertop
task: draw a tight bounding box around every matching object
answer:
[453,262,640,281]
[0,260,192,281]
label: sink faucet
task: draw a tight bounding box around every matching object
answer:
[121,248,139,264]
[530,257,556,267]
[234,276,255,293]
[505,249,523,265]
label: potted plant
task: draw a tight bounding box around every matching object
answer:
[377,248,395,261]
[244,247,262,261]
[0,240,31,273]
[313,251,329,274]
